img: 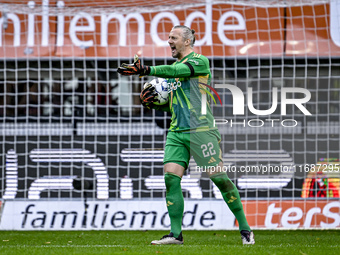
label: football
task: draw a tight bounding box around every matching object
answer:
[144,78,169,105]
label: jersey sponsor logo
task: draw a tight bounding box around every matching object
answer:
[167,80,182,93]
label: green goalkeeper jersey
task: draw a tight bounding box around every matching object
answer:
[149,52,217,133]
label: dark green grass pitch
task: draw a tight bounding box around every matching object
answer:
[0,230,339,255]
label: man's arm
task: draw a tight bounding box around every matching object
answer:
[149,63,193,78]
[117,55,194,78]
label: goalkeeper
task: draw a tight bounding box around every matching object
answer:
[118,25,254,245]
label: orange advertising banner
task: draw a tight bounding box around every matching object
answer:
[239,200,340,229]
[0,1,339,58]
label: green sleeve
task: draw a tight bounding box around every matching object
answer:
[149,64,192,78]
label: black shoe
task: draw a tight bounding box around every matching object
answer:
[151,232,184,245]
[240,230,255,245]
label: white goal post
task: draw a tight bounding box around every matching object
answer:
[0,0,339,230]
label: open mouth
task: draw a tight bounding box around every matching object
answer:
[171,46,176,53]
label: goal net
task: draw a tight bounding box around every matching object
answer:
[0,0,339,230]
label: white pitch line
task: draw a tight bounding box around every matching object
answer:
[0,244,209,248]
[0,245,128,248]
[1,244,339,248]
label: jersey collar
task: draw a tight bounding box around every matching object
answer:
[178,52,195,64]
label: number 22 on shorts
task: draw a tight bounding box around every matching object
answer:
[201,142,216,157]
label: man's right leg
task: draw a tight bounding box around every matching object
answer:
[164,163,185,238]
[151,163,185,245]
[151,131,189,245]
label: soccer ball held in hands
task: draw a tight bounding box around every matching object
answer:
[144,78,169,105]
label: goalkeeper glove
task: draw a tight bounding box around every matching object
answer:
[140,83,157,109]
[117,54,150,77]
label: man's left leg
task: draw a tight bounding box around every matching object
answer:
[209,162,255,245]
[190,130,254,245]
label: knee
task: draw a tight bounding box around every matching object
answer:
[164,163,185,178]
[210,172,235,192]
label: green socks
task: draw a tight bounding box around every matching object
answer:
[164,172,184,238]
[210,172,251,231]
[164,171,249,236]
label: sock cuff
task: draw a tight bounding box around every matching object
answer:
[165,172,182,180]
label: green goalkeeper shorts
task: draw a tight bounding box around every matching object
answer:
[163,129,223,169]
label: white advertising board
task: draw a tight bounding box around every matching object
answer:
[0,200,235,230]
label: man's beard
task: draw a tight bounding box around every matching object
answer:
[172,51,179,58]
[172,46,183,59]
